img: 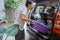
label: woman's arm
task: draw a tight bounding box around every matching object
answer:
[20,14,32,22]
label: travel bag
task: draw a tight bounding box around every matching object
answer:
[32,21,49,34]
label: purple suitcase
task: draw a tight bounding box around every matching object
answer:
[32,21,49,34]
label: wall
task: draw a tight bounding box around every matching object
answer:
[0,0,6,20]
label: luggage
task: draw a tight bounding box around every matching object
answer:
[32,21,49,34]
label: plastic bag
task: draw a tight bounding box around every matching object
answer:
[2,34,15,40]
[5,24,19,36]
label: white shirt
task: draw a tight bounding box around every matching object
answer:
[14,7,30,30]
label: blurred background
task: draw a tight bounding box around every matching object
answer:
[0,0,26,27]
